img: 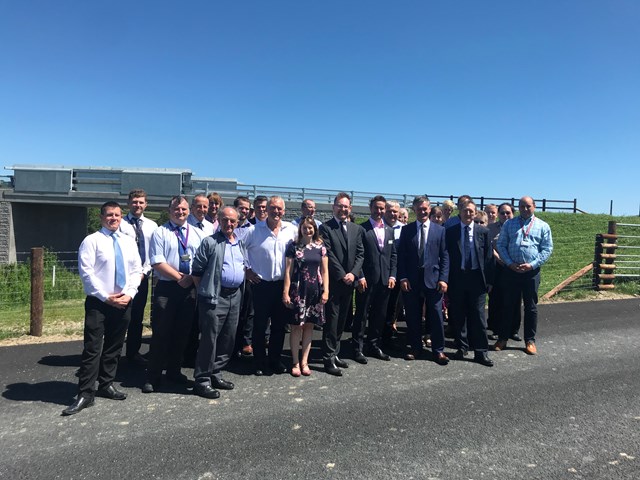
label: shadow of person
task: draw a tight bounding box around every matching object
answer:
[3,380,77,405]
[38,354,82,367]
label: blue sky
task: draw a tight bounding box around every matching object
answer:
[1,1,639,214]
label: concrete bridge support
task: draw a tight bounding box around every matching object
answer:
[2,202,88,263]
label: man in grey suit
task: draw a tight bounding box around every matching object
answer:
[319,192,364,376]
[445,201,494,366]
[352,195,397,363]
[397,195,450,365]
[191,207,246,399]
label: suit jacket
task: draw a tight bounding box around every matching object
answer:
[397,221,449,290]
[445,222,494,289]
[320,218,365,284]
[359,219,397,286]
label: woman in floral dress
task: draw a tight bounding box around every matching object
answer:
[282,216,329,377]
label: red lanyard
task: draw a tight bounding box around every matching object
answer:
[519,217,535,240]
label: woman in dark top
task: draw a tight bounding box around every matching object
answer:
[283,217,329,377]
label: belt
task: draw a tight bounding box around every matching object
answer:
[220,286,240,296]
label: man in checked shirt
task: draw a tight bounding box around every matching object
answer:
[493,196,553,355]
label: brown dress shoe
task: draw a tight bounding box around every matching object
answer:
[525,341,537,355]
[493,340,508,351]
[434,352,449,365]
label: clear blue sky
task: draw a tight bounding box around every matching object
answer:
[1,1,639,214]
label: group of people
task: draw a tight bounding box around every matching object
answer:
[63,189,553,415]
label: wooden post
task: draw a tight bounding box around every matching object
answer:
[593,234,602,290]
[542,199,547,212]
[601,221,617,289]
[30,247,44,336]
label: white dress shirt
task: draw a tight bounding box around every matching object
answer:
[119,212,158,275]
[78,227,143,302]
[187,214,215,236]
[149,222,206,280]
[242,221,297,281]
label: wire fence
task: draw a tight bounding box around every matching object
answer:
[2,230,639,339]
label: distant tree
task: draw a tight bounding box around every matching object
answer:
[87,207,101,234]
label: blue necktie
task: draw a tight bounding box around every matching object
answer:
[112,232,126,289]
[464,226,472,270]
[177,227,190,274]
[132,217,146,263]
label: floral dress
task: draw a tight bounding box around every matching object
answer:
[285,241,327,326]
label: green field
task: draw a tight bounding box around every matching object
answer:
[1,211,639,341]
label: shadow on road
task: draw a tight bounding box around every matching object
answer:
[3,380,76,405]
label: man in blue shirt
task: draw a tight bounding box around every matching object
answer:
[494,196,553,355]
[191,206,247,399]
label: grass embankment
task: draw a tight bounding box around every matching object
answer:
[1,211,638,343]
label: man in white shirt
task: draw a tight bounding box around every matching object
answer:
[291,199,322,228]
[143,195,206,393]
[232,196,255,357]
[188,194,215,236]
[383,200,405,346]
[243,196,297,375]
[119,189,158,365]
[63,201,142,415]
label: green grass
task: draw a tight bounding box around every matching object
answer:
[1,211,638,341]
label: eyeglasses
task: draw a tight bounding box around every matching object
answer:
[499,211,511,215]
[474,220,486,225]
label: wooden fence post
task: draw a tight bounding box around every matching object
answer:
[30,247,44,336]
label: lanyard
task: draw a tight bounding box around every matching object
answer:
[519,217,535,240]
[173,224,190,251]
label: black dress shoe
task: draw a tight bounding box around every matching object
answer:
[126,353,148,366]
[141,382,155,394]
[334,357,349,369]
[474,353,494,367]
[96,384,127,400]
[212,378,235,390]
[194,384,220,399]
[404,351,418,361]
[354,352,368,364]
[434,352,450,366]
[324,361,343,377]
[62,396,94,416]
[510,333,522,342]
[368,347,390,361]
[454,349,468,360]
[487,333,499,341]
[269,361,288,375]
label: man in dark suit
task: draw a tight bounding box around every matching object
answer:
[445,201,494,366]
[352,195,397,363]
[397,195,450,365]
[320,192,365,376]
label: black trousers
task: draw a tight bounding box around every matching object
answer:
[487,263,521,335]
[251,280,289,367]
[235,280,254,352]
[125,274,149,358]
[146,281,196,381]
[78,296,131,398]
[499,268,540,343]
[322,280,355,361]
[448,270,489,353]
[352,280,391,352]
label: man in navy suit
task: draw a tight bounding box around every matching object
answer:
[352,195,397,363]
[320,192,365,376]
[445,201,494,366]
[397,195,450,364]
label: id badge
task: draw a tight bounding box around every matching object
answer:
[180,254,191,262]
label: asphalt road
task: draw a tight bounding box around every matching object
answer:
[1,299,639,479]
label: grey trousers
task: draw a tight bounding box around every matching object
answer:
[194,289,242,385]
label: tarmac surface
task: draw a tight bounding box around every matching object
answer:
[1,298,639,479]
